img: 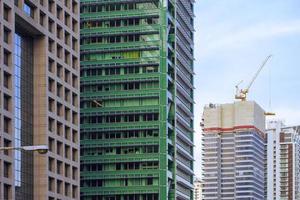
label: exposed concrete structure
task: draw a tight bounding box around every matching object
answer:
[0,0,80,199]
[202,101,266,200]
[266,121,300,200]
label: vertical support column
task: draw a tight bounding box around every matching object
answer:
[159,0,169,199]
[33,36,48,200]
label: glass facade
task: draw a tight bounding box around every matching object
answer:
[80,1,195,199]
[14,33,34,200]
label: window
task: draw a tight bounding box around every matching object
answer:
[57,83,63,97]
[65,32,70,45]
[48,137,54,152]
[57,141,63,156]
[57,44,63,58]
[65,13,70,27]
[65,50,70,64]
[49,0,54,13]
[39,11,45,26]
[72,93,78,107]
[57,103,63,117]
[48,19,54,33]
[4,162,11,178]
[4,50,10,66]
[72,56,78,69]
[48,78,55,93]
[72,185,77,198]
[72,19,78,33]
[72,1,78,14]
[48,177,54,191]
[3,72,11,88]
[57,121,63,135]
[49,157,55,172]
[65,164,70,178]
[72,74,78,88]
[72,167,78,180]
[72,148,78,162]
[48,38,54,52]
[72,37,78,51]
[4,184,11,200]
[65,126,71,140]
[57,160,63,174]
[65,183,70,197]
[65,145,70,159]
[23,2,34,18]
[72,130,78,143]
[56,5,63,20]
[48,117,55,132]
[4,6,11,21]
[65,107,71,121]
[4,117,11,133]
[3,139,11,156]
[65,88,70,102]
[147,178,153,185]
[57,25,63,39]
[4,95,11,111]
[48,59,54,74]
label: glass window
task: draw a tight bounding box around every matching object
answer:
[23,2,34,18]
[4,51,10,66]
[4,6,10,21]
[4,184,11,200]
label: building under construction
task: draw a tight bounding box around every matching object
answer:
[80,0,195,199]
[202,101,266,200]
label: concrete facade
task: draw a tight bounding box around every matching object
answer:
[0,0,80,199]
[202,101,266,200]
[266,121,300,200]
[194,178,202,200]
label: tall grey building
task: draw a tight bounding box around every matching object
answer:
[0,0,80,199]
[201,101,266,200]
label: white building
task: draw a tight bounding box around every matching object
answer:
[202,101,266,200]
[194,179,203,200]
[266,121,300,200]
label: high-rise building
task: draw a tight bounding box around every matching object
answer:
[266,121,300,200]
[201,101,266,200]
[0,0,80,199]
[194,178,203,200]
[80,0,195,199]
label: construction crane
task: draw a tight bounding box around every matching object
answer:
[235,55,272,101]
[235,55,275,115]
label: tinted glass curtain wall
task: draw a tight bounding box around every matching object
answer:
[14,33,34,199]
[80,0,195,199]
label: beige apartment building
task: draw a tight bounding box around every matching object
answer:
[0,0,80,199]
[202,101,266,200]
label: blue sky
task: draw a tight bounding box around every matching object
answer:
[193,0,300,176]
